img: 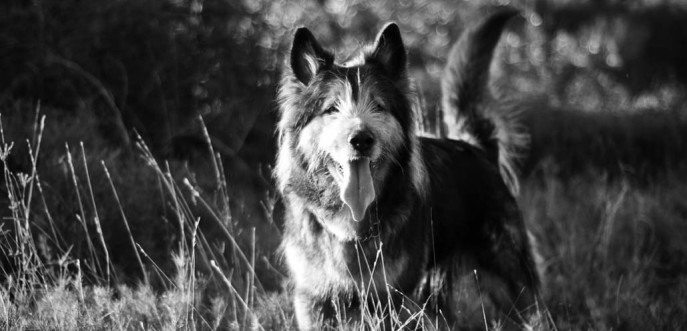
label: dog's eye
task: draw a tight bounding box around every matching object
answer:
[323,106,338,114]
[372,104,385,113]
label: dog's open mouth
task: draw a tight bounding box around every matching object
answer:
[328,158,376,222]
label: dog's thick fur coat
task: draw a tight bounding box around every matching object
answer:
[276,9,541,330]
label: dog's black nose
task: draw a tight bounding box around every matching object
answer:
[349,131,374,153]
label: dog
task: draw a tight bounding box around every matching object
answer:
[275,9,542,330]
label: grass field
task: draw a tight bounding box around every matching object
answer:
[1,104,687,330]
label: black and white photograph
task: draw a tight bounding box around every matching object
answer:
[1,0,686,330]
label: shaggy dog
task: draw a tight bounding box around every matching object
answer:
[275,9,542,330]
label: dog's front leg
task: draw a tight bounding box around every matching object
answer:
[293,291,318,331]
[294,291,338,331]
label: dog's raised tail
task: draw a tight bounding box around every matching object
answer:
[441,9,527,194]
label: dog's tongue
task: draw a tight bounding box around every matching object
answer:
[340,159,375,222]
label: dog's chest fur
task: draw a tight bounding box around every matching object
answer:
[281,189,430,298]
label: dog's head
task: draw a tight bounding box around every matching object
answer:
[276,23,419,229]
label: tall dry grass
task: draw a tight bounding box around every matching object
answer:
[520,169,687,330]
[5,105,687,331]
[2,104,687,330]
[0,106,563,330]
[0,109,291,330]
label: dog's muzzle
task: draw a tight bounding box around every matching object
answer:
[328,129,377,222]
[349,130,374,155]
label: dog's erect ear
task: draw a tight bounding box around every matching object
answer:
[370,23,406,77]
[290,28,333,85]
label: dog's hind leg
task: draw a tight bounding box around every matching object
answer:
[453,188,542,327]
[473,262,540,326]
[474,220,543,327]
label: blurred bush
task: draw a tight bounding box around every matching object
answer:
[3,0,687,161]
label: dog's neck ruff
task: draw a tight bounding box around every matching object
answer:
[355,207,381,242]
